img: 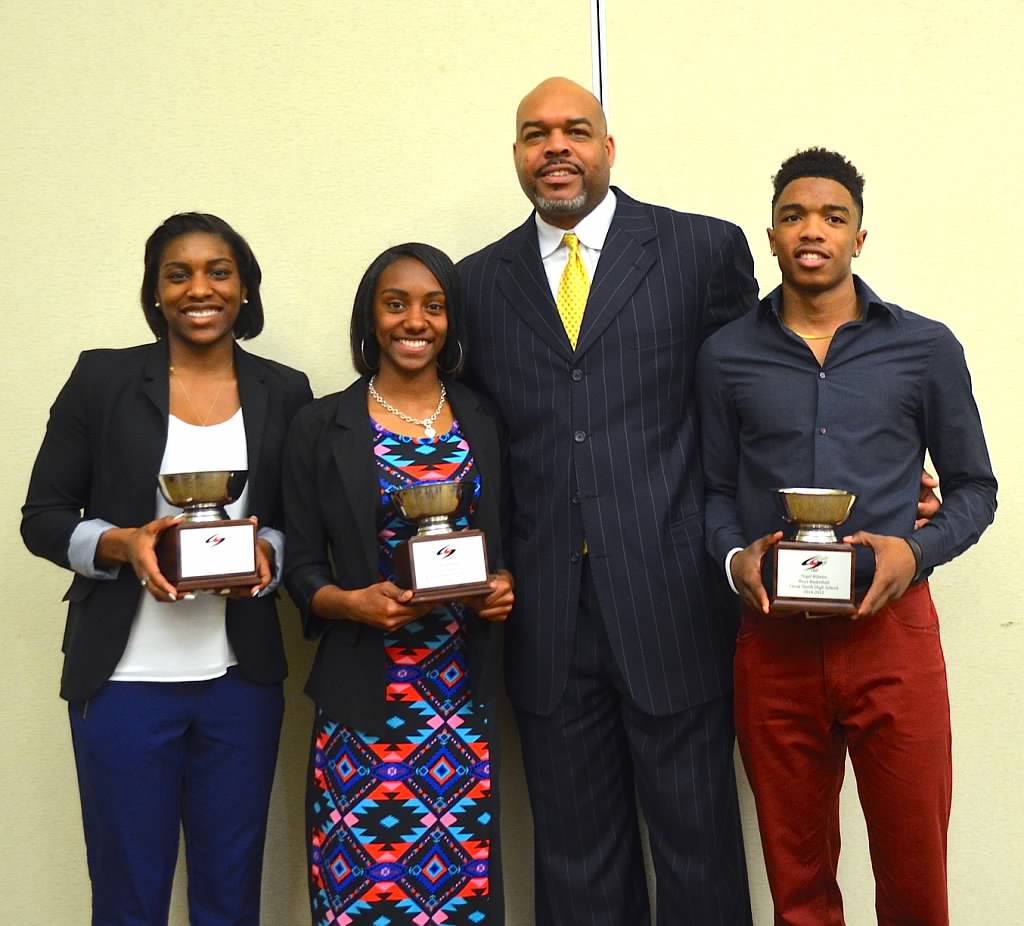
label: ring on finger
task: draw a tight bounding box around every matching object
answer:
[140,576,149,588]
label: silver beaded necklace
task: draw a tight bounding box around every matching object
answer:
[368,375,447,439]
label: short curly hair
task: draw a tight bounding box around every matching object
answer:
[771,148,865,225]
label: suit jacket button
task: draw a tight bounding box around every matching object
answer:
[573,430,586,443]
[570,552,581,563]
[571,368,583,382]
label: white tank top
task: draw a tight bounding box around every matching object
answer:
[110,410,249,682]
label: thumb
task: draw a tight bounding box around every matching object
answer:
[150,514,184,536]
[843,530,875,548]
[381,582,415,602]
[753,530,784,555]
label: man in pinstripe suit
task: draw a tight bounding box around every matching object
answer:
[457,77,757,924]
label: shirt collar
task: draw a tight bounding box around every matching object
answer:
[760,275,903,322]
[535,188,617,259]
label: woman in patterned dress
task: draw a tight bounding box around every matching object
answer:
[283,243,514,925]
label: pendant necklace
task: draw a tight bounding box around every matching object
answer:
[368,375,447,438]
[169,365,231,426]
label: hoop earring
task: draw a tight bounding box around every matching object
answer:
[438,339,464,376]
[360,338,378,371]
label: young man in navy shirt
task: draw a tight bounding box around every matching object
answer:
[697,148,997,925]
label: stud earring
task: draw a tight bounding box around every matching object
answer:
[242,298,249,304]
[154,301,161,308]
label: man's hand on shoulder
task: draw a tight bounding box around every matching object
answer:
[730,532,784,614]
[842,532,918,619]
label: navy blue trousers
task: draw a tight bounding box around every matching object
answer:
[68,668,283,926]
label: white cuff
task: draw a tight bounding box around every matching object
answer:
[68,519,121,580]
[724,547,743,595]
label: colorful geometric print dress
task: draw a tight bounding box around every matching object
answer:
[309,419,495,925]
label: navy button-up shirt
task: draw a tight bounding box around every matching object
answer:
[697,277,997,592]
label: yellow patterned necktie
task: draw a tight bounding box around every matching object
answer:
[557,233,590,349]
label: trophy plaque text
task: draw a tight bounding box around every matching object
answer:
[392,480,492,604]
[771,488,857,616]
[155,470,259,592]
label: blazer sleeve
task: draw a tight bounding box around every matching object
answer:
[281,405,335,639]
[286,371,315,429]
[702,222,759,340]
[21,353,95,569]
[696,337,749,567]
[482,394,512,573]
[254,365,313,591]
[266,366,314,532]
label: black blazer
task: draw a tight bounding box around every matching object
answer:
[458,188,759,716]
[21,340,313,703]
[282,377,506,735]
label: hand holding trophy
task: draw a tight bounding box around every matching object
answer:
[155,470,259,593]
[391,479,492,603]
[771,488,857,617]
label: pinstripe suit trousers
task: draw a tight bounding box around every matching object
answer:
[515,560,751,926]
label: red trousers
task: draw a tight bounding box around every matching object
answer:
[735,581,951,926]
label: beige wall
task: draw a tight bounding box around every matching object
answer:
[1,1,1019,923]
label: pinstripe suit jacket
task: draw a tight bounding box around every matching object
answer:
[458,188,758,716]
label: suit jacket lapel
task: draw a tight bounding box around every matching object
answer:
[574,192,658,356]
[498,217,575,361]
[234,345,268,502]
[332,381,379,578]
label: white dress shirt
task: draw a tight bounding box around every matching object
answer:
[535,188,617,303]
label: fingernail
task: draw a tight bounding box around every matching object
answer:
[169,592,178,601]
[251,587,260,597]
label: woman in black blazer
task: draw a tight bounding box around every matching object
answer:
[21,213,312,926]
[283,243,513,926]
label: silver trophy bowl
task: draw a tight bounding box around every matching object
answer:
[776,487,856,544]
[393,480,470,536]
[157,470,248,522]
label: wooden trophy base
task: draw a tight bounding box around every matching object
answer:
[393,529,491,604]
[156,519,259,592]
[771,541,857,617]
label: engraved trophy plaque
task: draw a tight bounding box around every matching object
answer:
[155,470,259,592]
[771,488,857,616]
[392,480,492,604]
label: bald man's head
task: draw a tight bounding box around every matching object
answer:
[515,77,608,136]
[513,77,615,229]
